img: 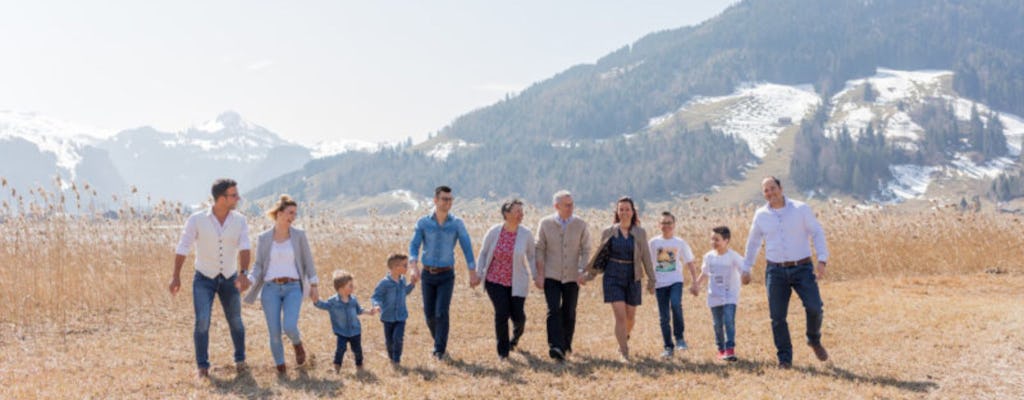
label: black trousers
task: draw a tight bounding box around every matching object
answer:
[543,278,579,352]
[485,281,526,357]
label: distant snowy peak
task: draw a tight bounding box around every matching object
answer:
[140,111,297,162]
[311,139,382,159]
[659,83,821,157]
[0,110,112,174]
[426,140,477,160]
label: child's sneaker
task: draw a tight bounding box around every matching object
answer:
[717,350,726,360]
[724,348,737,362]
[675,341,688,351]
[660,349,673,359]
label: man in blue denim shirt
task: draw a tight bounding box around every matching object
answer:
[408,185,478,360]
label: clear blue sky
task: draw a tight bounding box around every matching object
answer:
[0,0,735,145]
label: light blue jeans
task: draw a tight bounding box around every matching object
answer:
[710,303,737,351]
[261,281,304,366]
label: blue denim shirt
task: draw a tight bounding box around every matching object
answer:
[409,212,476,270]
[314,294,365,337]
[371,274,415,322]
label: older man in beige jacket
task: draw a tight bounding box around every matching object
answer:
[534,190,591,361]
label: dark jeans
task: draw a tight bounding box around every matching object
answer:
[543,279,579,352]
[334,334,363,366]
[655,282,685,350]
[710,304,737,351]
[766,263,824,364]
[383,321,406,363]
[421,269,455,355]
[485,281,526,357]
[193,271,245,369]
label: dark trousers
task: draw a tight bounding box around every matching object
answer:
[766,263,824,364]
[383,321,406,363]
[485,281,526,357]
[334,334,363,366]
[421,269,455,355]
[543,278,579,352]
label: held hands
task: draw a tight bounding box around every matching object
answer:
[309,285,319,303]
[235,274,252,292]
[409,274,420,285]
[741,272,752,285]
[469,273,482,289]
[689,284,699,297]
[576,272,588,287]
[534,276,544,290]
[372,306,381,315]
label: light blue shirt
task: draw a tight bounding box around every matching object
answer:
[743,198,829,273]
[371,274,416,322]
[314,294,365,337]
[409,212,476,270]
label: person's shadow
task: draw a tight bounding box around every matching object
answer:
[209,368,276,399]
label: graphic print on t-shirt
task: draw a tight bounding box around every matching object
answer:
[654,247,679,273]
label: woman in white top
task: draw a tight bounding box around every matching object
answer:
[244,195,320,373]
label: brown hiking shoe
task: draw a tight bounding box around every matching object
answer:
[276,364,286,374]
[196,368,210,379]
[294,343,307,365]
[810,343,829,361]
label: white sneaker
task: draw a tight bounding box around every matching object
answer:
[660,349,673,359]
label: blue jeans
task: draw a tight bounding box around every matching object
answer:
[710,304,737,351]
[655,282,685,350]
[193,271,245,369]
[766,263,824,364]
[260,281,303,366]
[421,269,455,355]
[383,321,406,363]
[334,334,363,366]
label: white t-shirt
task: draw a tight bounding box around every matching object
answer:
[649,236,695,288]
[701,249,743,307]
[266,239,300,281]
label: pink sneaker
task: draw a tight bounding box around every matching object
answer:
[724,348,737,362]
[717,350,726,360]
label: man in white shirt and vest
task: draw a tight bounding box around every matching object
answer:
[169,178,252,378]
[743,177,830,369]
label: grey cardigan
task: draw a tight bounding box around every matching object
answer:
[475,224,537,298]
[244,227,319,304]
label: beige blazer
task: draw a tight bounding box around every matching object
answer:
[584,224,656,291]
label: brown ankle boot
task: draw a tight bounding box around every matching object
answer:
[276,364,286,374]
[294,343,306,365]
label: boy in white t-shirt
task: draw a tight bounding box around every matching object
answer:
[649,211,697,358]
[691,226,746,362]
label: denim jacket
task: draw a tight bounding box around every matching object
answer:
[314,294,365,337]
[371,274,415,322]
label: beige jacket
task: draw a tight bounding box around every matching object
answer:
[535,214,591,283]
[584,224,656,291]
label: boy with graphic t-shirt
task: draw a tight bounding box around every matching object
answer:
[691,226,746,362]
[648,211,697,358]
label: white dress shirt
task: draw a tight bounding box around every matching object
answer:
[743,198,828,273]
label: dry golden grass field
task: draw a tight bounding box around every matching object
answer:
[2,196,1023,399]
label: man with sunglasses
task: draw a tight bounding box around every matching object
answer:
[170,178,252,379]
[408,185,477,360]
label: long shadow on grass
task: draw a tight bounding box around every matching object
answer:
[272,368,346,397]
[546,353,937,394]
[209,369,277,399]
[444,356,528,384]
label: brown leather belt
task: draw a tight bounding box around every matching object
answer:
[423,266,453,274]
[767,257,813,268]
[270,277,299,284]
[608,258,634,264]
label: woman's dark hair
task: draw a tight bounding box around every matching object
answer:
[500,198,524,220]
[712,226,731,240]
[211,178,237,200]
[613,196,639,226]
